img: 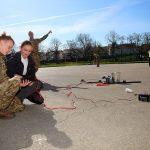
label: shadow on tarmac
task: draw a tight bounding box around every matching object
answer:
[42,82,88,92]
[0,104,72,150]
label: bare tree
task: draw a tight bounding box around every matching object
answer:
[76,33,94,60]
[50,38,61,63]
[105,31,120,55]
[105,30,120,43]
[127,34,134,44]
[66,40,80,61]
[66,40,77,49]
[142,32,150,44]
[131,33,142,46]
[119,35,125,44]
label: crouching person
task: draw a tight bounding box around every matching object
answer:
[0,32,25,119]
[6,40,44,105]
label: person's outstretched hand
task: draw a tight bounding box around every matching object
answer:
[20,79,31,87]
[48,30,52,34]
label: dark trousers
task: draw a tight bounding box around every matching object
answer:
[17,80,44,104]
[149,57,150,66]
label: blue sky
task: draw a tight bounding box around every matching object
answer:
[0,0,150,47]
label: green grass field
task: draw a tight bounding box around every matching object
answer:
[40,60,148,68]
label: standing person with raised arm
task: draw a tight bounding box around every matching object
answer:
[28,30,52,71]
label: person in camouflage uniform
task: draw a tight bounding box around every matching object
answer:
[0,32,26,119]
[28,30,52,71]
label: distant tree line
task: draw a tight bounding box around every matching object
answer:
[34,31,150,64]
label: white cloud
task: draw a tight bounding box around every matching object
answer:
[0,4,121,45]
[0,6,114,28]
[1,0,148,46]
[52,4,121,35]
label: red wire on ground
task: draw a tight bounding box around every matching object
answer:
[43,100,76,110]
[39,80,80,110]
[39,80,110,110]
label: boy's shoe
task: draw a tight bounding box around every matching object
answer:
[0,109,15,119]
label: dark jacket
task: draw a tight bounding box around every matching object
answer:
[6,52,36,81]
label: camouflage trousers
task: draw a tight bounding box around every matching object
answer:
[31,54,40,71]
[0,81,25,113]
[0,96,25,113]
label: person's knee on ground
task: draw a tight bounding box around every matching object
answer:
[27,80,44,105]
[19,80,44,104]
[17,80,40,102]
[27,91,44,105]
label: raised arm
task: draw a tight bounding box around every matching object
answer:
[37,30,52,43]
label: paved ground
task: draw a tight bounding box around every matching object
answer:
[0,63,150,150]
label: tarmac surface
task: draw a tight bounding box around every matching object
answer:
[0,63,150,150]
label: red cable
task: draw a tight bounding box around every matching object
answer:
[43,100,76,110]
[38,80,79,110]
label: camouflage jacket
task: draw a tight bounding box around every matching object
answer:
[0,52,20,98]
[30,33,49,71]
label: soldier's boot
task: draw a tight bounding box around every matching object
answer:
[0,109,15,119]
[7,96,25,113]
